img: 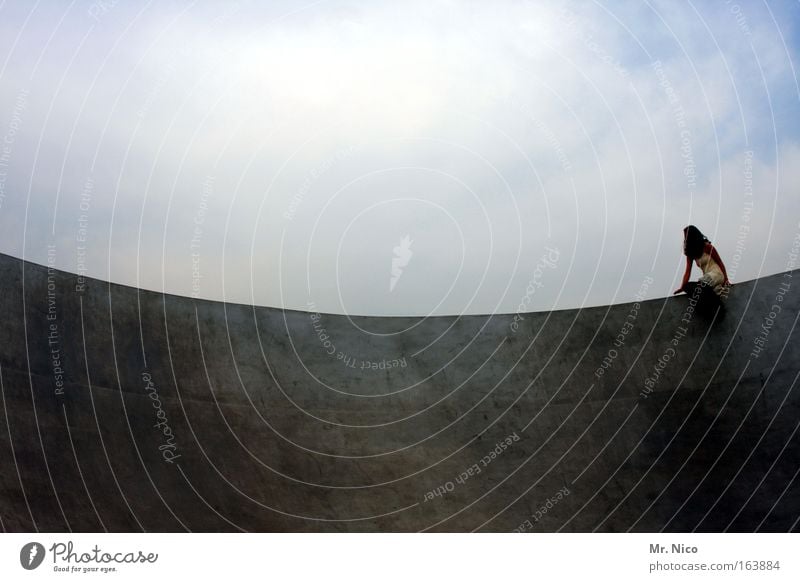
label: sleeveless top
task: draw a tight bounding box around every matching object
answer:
[695,248,724,278]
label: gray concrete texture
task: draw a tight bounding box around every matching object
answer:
[0,252,798,532]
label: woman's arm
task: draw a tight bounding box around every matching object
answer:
[674,256,692,294]
[710,245,730,284]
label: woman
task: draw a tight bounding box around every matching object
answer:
[674,225,730,296]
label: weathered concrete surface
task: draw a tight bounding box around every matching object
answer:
[0,252,797,532]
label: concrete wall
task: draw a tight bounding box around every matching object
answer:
[0,252,797,532]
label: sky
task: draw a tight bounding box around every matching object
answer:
[0,0,798,316]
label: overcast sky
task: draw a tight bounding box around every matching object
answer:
[0,0,798,315]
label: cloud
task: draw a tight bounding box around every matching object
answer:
[0,0,797,315]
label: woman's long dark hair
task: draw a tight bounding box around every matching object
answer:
[683,225,709,259]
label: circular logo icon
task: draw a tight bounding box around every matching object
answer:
[20,542,45,570]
